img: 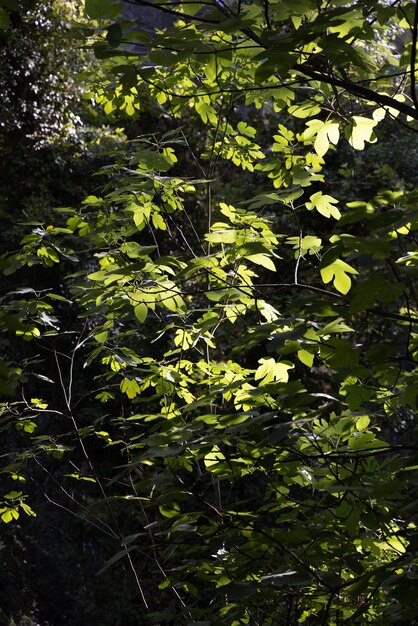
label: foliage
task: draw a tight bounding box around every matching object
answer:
[0,0,124,391]
[3,0,418,624]
[0,2,129,624]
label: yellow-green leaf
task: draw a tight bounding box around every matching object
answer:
[1,509,18,523]
[320,259,358,295]
[348,116,377,150]
[134,303,148,323]
[306,192,341,220]
[289,101,321,119]
[159,502,180,518]
[255,358,293,385]
[356,415,370,431]
[298,350,314,367]
[120,378,140,399]
[246,253,276,272]
[303,119,339,157]
[204,446,225,468]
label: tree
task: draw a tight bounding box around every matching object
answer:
[3,0,418,624]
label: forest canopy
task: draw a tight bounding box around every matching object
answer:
[2,0,418,624]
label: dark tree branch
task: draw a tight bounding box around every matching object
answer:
[122,0,222,24]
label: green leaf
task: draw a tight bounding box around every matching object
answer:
[134,303,148,323]
[20,502,36,517]
[348,432,376,449]
[306,192,341,219]
[120,378,140,399]
[288,101,321,119]
[206,227,238,244]
[1,509,18,523]
[386,536,406,554]
[82,195,103,205]
[159,502,180,518]
[204,446,225,469]
[297,349,314,367]
[85,0,121,19]
[350,278,403,312]
[356,415,370,431]
[4,491,22,499]
[320,259,358,294]
[253,47,295,83]
[152,212,167,230]
[94,330,108,343]
[255,358,293,385]
[135,149,174,172]
[195,99,218,125]
[246,253,276,272]
[204,55,218,82]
